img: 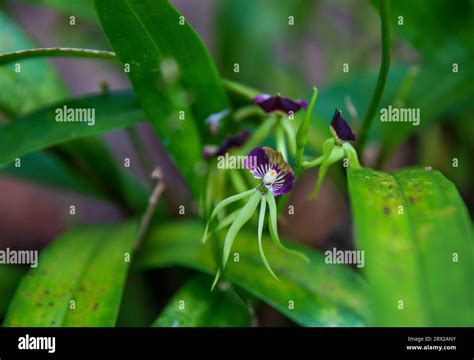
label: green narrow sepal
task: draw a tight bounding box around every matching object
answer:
[222,191,261,268]
[202,188,255,243]
[257,195,280,281]
[266,192,310,263]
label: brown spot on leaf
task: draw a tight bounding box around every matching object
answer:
[383,206,391,215]
[92,303,99,311]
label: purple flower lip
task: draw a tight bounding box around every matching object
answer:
[203,130,250,159]
[244,146,294,196]
[330,109,356,141]
[253,93,308,115]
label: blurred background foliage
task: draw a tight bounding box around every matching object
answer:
[0,0,472,326]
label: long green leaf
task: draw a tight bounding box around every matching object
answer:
[347,166,473,326]
[2,151,104,197]
[152,275,251,327]
[0,266,25,318]
[137,220,370,327]
[95,0,230,197]
[4,223,137,327]
[0,11,66,116]
[0,91,145,167]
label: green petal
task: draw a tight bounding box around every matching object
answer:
[202,188,256,243]
[266,192,310,263]
[222,191,262,268]
[311,144,345,199]
[258,195,280,281]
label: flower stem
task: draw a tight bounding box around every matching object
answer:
[295,87,318,175]
[0,47,117,65]
[275,122,288,161]
[135,168,165,249]
[357,0,391,152]
[302,155,326,170]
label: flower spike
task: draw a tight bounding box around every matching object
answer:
[206,146,307,291]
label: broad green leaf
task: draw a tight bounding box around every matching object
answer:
[0,11,66,116]
[347,167,473,326]
[137,221,370,327]
[4,223,137,327]
[0,11,146,209]
[95,0,230,197]
[0,266,25,318]
[152,275,251,327]
[0,91,145,167]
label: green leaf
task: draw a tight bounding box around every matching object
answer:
[0,91,145,167]
[4,223,137,327]
[0,12,145,209]
[347,166,473,326]
[152,275,251,327]
[2,151,104,197]
[94,0,230,197]
[138,221,370,327]
[0,266,25,318]
[0,11,66,117]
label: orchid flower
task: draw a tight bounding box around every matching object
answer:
[303,109,361,197]
[203,146,309,290]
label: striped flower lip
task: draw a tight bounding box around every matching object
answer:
[330,109,356,141]
[203,130,250,158]
[253,94,308,115]
[244,147,294,195]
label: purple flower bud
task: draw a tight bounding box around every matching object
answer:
[253,94,308,115]
[330,109,356,141]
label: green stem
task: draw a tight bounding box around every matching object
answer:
[357,0,391,152]
[302,155,326,170]
[295,87,318,175]
[275,123,288,161]
[221,79,260,101]
[0,47,117,65]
